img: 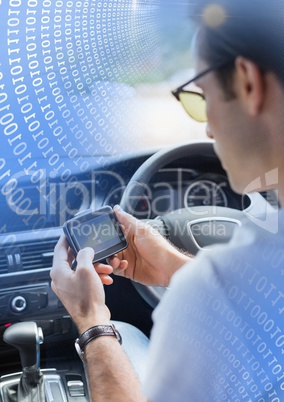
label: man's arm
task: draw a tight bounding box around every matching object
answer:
[50,212,191,402]
[83,336,147,402]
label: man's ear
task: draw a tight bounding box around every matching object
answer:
[234,56,265,116]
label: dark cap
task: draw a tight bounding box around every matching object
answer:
[189,0,284,83]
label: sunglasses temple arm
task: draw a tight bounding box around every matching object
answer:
[171,64,226,96]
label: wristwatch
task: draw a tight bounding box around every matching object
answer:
[75,324,122,361]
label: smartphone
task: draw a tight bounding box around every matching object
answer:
[63,206,128,263]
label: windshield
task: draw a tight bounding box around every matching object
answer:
[0,0,206,171]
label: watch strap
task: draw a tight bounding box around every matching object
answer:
[75,324,122,360]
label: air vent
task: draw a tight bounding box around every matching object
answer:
[0,239,58,274]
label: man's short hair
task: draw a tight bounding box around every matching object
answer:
[189,0,284,91]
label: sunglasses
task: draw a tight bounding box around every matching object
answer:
[171,61,234,123]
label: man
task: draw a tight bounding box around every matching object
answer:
[51,0,284,400]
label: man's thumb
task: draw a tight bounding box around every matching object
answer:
[114,205,138,230]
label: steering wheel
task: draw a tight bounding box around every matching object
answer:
[119,141,262,308]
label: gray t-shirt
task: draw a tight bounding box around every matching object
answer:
[144,211,284,401]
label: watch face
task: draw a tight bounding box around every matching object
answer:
[113,326,123,345]
[75,339,85,362]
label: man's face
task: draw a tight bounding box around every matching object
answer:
[193,55,270,195]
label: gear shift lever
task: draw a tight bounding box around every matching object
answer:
[3,322,45,402]
[4,322,43,369]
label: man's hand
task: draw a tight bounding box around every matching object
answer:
[108,206,191,287]
[50,235,112,334]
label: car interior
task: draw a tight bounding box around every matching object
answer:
[0,1,279,401]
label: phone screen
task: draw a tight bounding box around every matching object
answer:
[63,207,128,262]
[72,214,122,252]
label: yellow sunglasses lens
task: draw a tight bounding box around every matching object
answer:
[179,92,207,123]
